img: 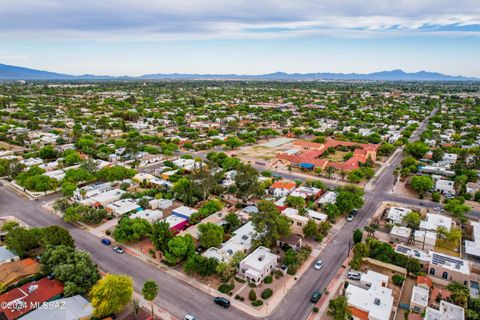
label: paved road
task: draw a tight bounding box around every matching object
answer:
[3,106,473,320]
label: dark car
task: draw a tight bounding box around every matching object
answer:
[351,209,359,216]
[101,238,111,245]
[311,291,322,303]
[214,297,230,308]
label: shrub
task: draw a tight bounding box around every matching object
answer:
[312,307,319,313]
[264,275,273,284]
[234,276,246,283]
[261,288,273,300]
[248,289,257,301]
[251,300,263,307]
[218,283,235,294]
[392,274,405,286]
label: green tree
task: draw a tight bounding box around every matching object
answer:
[113,217,152,242]
[90,274,133,318]
[64,151,82,166]
[225,136,243,149]
[5,227,41,257]
[97,165,136,182]
[410,175,433,197]
[327,296,351,320]
[150,220,174,252]
[41,245,100,296]
[61,182,77,196]
[353,229,363,244]
[447,282,469,308]
[198,222,224,248]
[164,235,195,264]
[142,280,158,318]
[303,219,319,238]
[184,254,218,277]
[235,163,260,202]
[286,196,306,211]
[39,225,75,248]
[225,212,241,232]
[403,211,421,229]
[444,199,470,220]
[250,200,291,247]
[405,141,429,159]
[39,145,58,160]
[336,186,364,214]
[173,177,197,206]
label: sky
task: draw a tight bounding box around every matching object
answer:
[0,0,479,77]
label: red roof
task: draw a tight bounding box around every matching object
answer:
[0,278,64,320]
[416,275,433,288]
[271,180,296,190]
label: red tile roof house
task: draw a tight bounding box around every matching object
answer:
[276,138,379,172]
[270,180,297,198]
[0,278,64,320]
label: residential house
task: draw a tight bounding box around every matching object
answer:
[130,209,164,223]
[282,208,308,236]
[238,246,278,285]
[435,179,455,196]
[410,285,429,313]
[289,186,322,200]
[414,230,437,251]
[345,270,394,320]
[163,215,188,232]
[394,245,431,271]
[106,199,141,216]
[0,258,41,287]
[465,221,480,260]
[270,180,296,198]
[306,209,328,223]
[425,300,464,320]
[171,206,198,221]
[428,252,471,285]
[385,206,412,225]
[0,247,19,265]
[149,198,173,210]
[79,188,125,207]
[420,214,452,233]
[0,278,64,320]
[316,191,337,207]
[20,295,93,320]
[389,226,412,244]
[73,182,114,201]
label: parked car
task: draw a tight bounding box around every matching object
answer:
[314,260,324,270]
[347,271,361,281]
[311,290,322,303]
[214,297,230,308]
[101,238,111,245]
[347,215,354,222]
[351,209,359,216]
[113,246,124,254]
[184,315,198,320]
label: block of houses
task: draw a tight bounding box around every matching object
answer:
[0,258,41,287]
[428,251,471,284]
[130,209,164,223]
[425,300,464,320]
[237,246,278,285]
[410,285,429,313]
[345,270,394,320]
[385,206,412,225]
[435,179,455,195]
[203,221,255,262]
[20,295,93,320]
[171,206,198,221]
[389,226,412,244]
[0,278,64,320]
[106,198,141,216]
[0,246,19,265]
[282,208,309,236]
[163,215,188,232]
[270,180,296,198]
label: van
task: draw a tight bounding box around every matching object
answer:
[214,297,230,308]
[347,271,361,281]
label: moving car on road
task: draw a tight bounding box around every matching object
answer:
[184,315,198,320]
[101,238,111,245]
[214,297,230,308]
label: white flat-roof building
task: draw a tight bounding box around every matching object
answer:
[410,285,429,313]
[106,199,140,216]
[306,210,328,223]
[435,179,456,195]
[316,191,337,207]
[79,189,125,207]
[73,182,113,201]
[386,207,412,225]
[130,209,164,223]
[420,213,452,232]
[172,206,198,221]
[390,226,412,244]
[414,230,437,250]
[346,270,394,320]
[428,251,471,284]
[465,221,480,260]
[238,246,278,285]
[425,300,465,320]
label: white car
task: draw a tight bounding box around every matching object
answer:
[314,260,324,270]
[347,215,354,222]
[184,315,198,320]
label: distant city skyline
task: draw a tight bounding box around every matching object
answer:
[0,0,479,77]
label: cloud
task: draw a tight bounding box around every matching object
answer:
[0,0,480,41]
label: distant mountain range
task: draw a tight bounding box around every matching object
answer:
[1,63,478,81]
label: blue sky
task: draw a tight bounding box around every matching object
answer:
[0,0,479,76]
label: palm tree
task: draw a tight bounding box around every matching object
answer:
[142,280,158,319]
